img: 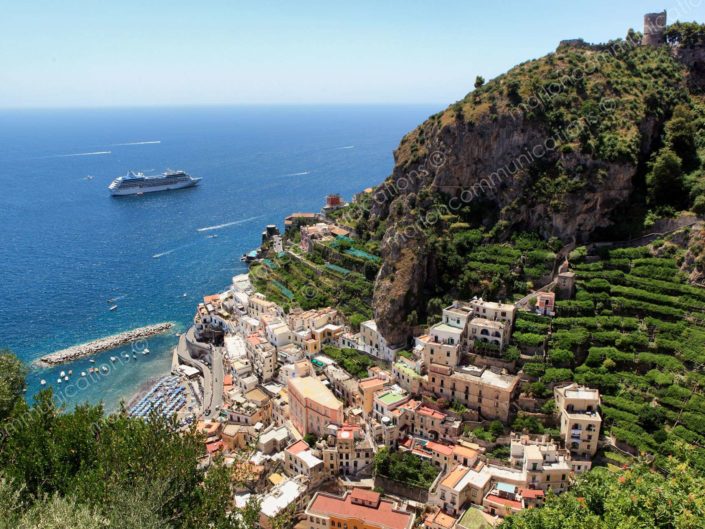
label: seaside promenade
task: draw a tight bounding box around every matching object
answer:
[176,326,224,419]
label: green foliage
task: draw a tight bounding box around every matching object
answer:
[0,351,260,529]
[470,420,504,442]
[501,459,705,529]
[512,414,544,434]
[665,21,705,47]
[646,148,685,208]
[322,345,374,378]
[0,351,27,422]
[373,448,439,488]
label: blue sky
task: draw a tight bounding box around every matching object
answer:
[0,0,701,108]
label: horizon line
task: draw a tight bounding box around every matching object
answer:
[0,101,448,112]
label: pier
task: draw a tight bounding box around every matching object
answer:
[35,322,175,367]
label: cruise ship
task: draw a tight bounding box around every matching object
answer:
[108,170,201,196]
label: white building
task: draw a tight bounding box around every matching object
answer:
[360,320,400,362]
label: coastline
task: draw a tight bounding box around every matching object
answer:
[125,375,163,409]
[34,322,175,367]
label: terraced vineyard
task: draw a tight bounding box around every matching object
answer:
[250,243,375,327]
[525,238,705,470]
[427,231,558,312]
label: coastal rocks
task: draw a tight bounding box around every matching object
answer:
[35,322,175,367]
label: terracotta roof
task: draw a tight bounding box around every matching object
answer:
[453,445,478,460]
[519,488,545,499]
[426,441,453,457]
[337,424,361,440]
[485,494,522,510]
[223,374,233,386]
[246,334,266,346]
[206,440,224,454]
[359,377,385,390]
[441,466,469,489]
[286,440,309,455]
[350,488,380,505]
[417,405,446,420]
[426,510,456,529]
[309,492,412,529]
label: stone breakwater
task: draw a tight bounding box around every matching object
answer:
[35,322,175,367]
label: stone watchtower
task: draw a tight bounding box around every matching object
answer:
[555,258,576,300]
[642,11,667,46]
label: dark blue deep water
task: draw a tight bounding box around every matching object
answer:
[0,105,436,411]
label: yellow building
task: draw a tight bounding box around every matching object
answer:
[428,364,519,421]
[306,489,415,529]
[554,383,601,458]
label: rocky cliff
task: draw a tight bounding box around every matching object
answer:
[367,32,705,345]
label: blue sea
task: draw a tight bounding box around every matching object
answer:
[0,105,436,412]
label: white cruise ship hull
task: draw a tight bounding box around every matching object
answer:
[109,178,200,196]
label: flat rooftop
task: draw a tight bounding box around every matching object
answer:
[376,390,408,406]
[261,479,306,518]
[432,323,463,334]
[565,388,599,400]
[288,376,343,410]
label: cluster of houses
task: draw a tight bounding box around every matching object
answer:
[178,235,600,528]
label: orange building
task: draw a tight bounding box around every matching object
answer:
[306,489,415,529]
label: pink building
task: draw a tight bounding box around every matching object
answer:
[288,376,344,437]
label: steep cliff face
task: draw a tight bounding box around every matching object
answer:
[368,37,704,345]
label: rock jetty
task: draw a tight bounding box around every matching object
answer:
[35,323,175,367]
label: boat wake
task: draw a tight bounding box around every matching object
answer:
[49,150,112,158]
[335,145,355,150]
[285,171,311,177]
[197,215,263,232]
[152,249,176,259]
[113,140,161,146]
[108,294,128,303]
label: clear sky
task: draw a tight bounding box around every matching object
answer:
[0,0,701,108]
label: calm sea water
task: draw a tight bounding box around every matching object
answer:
[0,105,436,412]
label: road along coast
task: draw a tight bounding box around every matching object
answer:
[34,323,175,367]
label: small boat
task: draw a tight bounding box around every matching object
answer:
[101,366,108,373]
[40,379,46,386]
[110,356,117,362]
[207,234,218,239]
[89,359,95,363]
[182,293,187,297]
[132,354,137,359]
[57,378,62,384]
[144,348,150,354]
[123,353,129,358]
[109,305,118,311]
[60,370,66,378]
[64,376,69,381]
[68,370,73,376]
[81,371,86,377]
